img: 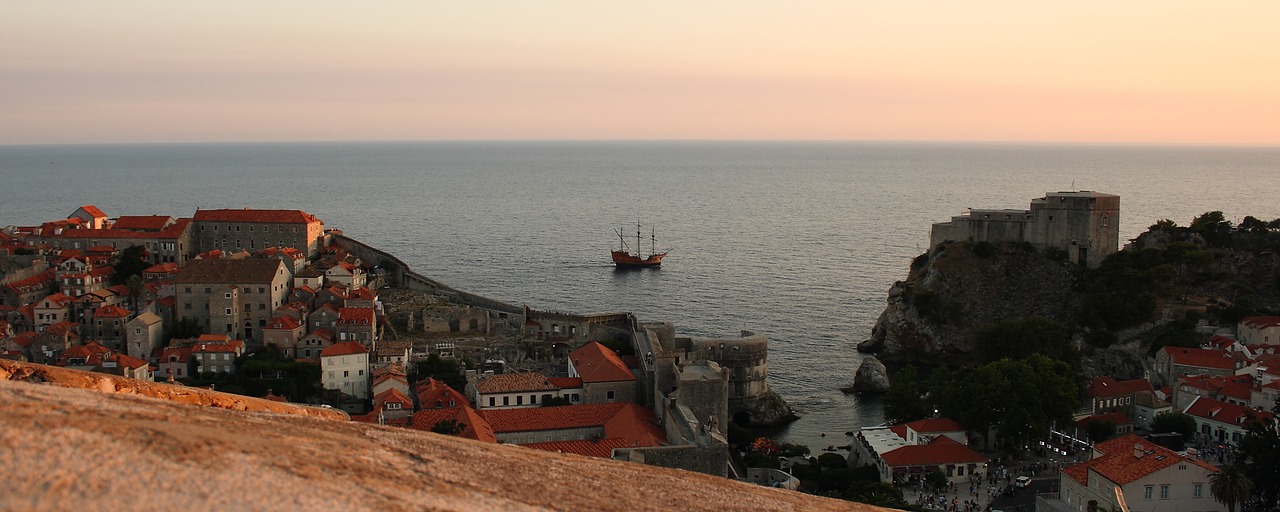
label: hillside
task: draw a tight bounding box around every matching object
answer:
[0,360,871,512]
[859,212,1280,375]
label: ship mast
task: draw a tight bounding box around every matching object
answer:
[636,220,642,257]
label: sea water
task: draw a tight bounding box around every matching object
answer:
[3,141,1278,451]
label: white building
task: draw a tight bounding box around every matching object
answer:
[1056,435,1219,512]
[1239,316,1280,346]
[321,341,369,400]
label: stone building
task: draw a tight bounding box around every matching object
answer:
[175,259,291,344]
[1054,435,1219,512]
[567,341,636,404]
[930,191,1119,268]
[193,209,325,259]
[124,311,164,361]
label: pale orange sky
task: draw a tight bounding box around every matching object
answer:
[3,1,1278,144]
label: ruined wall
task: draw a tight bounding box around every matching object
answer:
[626,445,732,478]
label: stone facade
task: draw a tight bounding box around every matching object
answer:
[930,191,1119,268]
[175,259,291,344]
[193,209,325,259]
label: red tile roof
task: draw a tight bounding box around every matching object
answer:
[95,305,131,318]
[522,438,631,459]
[193,209,321,224]
[569,342,635,383]
[264,316,302,330]
[408,407,497,443]
[76,205,106,218]
[373,388,414,408]
[547,377,584,389]
[416,378,469,409]
[320,341,367,357]
[879,436,987,467]
[1163,347,1235,370]
[482,402,629,433]
[337,307,375,324]
[1087,376,1155,398]
[143,263,180,274]
[476,372,559,394]
[902,418,966,434]
[1242,316,1280,329]
[111,216,173,231]
[1063,434,1217,486]
[1183,396,1275,427]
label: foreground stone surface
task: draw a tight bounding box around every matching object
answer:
[0,365,877,512]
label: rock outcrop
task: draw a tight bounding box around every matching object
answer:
[858,241,1081,365]
[851,356,890,394]
[0,360,873,512]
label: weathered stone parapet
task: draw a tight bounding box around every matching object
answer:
[0,359,348,421]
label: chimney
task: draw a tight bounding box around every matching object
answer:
[1134,443,1144,458]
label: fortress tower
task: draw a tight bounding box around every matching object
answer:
[930,191,1119,268]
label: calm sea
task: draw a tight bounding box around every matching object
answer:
[2,141,1278,450]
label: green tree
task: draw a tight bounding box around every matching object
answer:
[431,418,464,436]
[125,274,145,313]
[170,317,205,340]
[931,355,1078,453]
[883,365,932,424]
[1210,464,1254,512]
[112,245,150,285]
[1236,405,1280,506]
[974,317,1079,370]
[1150,412,1198,440]
[414,353,466,392]
[843,480,916,510]
[1084,419,1117,443]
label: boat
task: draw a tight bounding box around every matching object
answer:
[612,222,669,268]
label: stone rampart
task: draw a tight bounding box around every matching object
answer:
[330,234,522,315]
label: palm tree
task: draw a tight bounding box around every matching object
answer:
[1210,464,1254,512]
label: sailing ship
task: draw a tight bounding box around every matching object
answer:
[612,222,669,268]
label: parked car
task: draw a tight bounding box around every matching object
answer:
[1015,476,1032,488]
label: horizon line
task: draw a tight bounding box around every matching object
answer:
[4,138,1279,149]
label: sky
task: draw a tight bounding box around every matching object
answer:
[3,1,1279,145]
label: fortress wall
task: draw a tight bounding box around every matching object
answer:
[331,234,522,315]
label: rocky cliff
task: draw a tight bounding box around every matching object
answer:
[858,241,1082,365]
[0,360,871,512]
[858,215,1280,374]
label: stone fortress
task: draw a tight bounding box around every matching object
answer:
[329,234,794,477]
[929,191,1119,268]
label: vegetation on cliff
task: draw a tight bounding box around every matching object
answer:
[874,211,1280,455]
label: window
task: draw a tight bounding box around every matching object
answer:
[259,287,265,294]
[503,396,509,406]
[1160,485,1169,499]
[225,308,232,315]
[1194,483,1203,498]
[516,396,523,405]
[225,292,232,299]
[343,370,349,377]
[488,397,495,407]
[1144,486,1153,500]
[607,390,615,400]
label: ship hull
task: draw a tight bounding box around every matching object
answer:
[612,250,666,268]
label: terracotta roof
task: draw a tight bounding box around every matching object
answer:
[902,418,966,434]
[476,372,558,394]
[143,263,180,274]
[176,259,286,284]
[1183,396,1275,427]
[1242,316,1280,329]
[482,402,631,433]
[408,407,497,443]
[547,377,583,389]
[193,343,241,354]
[193,209,321,224]
[198,334,232,344]
[569,342,635,383]
[111,353,149,369]
[321,341,367,357]
[94,305,131,318]
[416,378,469,409]
[264,316,302,330]
[1179,374,1254,400]
[373,388,414,408]
[879,436,987,467]
[523,437,631,459]
[1163,347,1235,370]
[1076,412,1132,429]
[111,216,173,231]
[337,307,375,324]
[602,403,666,446]
[156,218,192,239]
[57,228,153,239]
[76,205,107,218]
[161,346,193,362]
[1087,376,1156,398]
[1063,434,1217,486]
